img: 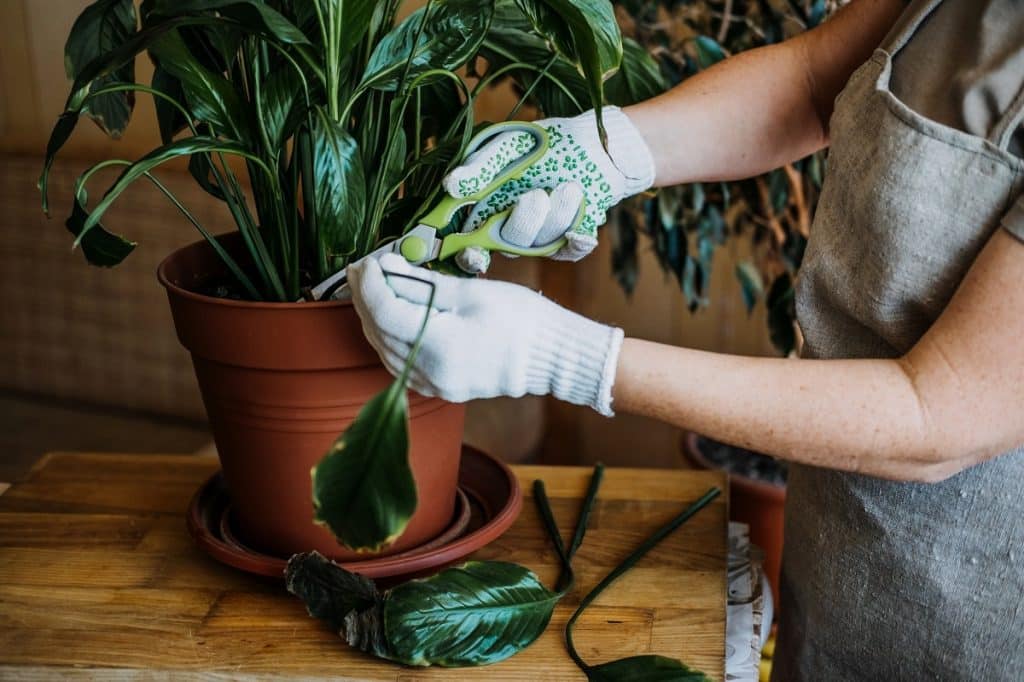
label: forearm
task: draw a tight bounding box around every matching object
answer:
[625,0,904,186]
[612,339,949,481]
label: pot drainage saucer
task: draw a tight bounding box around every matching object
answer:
[217,488,472,565]
[186,445,523,580]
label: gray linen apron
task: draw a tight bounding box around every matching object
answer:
[772,2,1024,679]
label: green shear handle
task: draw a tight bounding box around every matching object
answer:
[408,121,584,261]
[301,121,585,301]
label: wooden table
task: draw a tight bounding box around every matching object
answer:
[0,453,728,680]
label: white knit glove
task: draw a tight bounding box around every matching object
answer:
[444,106,655,273]
[347,253,625,416]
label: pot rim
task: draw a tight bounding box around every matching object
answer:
[157,234,355,311]
[680,431,787,501]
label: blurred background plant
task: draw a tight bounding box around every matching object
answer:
[608,0,847,355]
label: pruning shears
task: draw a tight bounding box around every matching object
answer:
[302,121,584,302]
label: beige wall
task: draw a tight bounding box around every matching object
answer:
[0,0,777,467]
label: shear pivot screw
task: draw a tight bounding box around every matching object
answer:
[399,236,429,263]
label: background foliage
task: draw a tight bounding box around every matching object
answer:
[608,0,846,354]
[44,0,630,303]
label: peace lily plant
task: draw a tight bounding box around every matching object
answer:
[42,0,666,553]
[45,0,719,669]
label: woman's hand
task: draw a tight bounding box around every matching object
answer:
[442,106,655,273]
[347,253,624,416]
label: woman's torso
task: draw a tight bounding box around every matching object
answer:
[774,0,1024,679]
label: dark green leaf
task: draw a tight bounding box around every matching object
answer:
[768,168,789,213]
[361,0,494,91]
[149,30,251,141]
[284,551,380,631]
[64,16,219,114]
[64,0,137,138]
[177,23,243,73]
[809,0,827,27]
[698,204,725,243]
[682,255,698,307]
[147,0,309,45]
[66,188,137,267]
[807,152,824,189]
[188,153,226,201]
[384,561,560,666]
[311,378,414,552]
[605,38,668,107]
[151,66,188,143]
[514,0,623,140]
[309,110,367,269]
[610,207,639,296]
[697,234,714,269]
[735,261,763,314]
[379,126,408,199]
[767,272,796,355]
[323,0,376,54]
[260,67,304,149]
[690,182,705,215]
[694,36,726,70]
[587,655,712,682]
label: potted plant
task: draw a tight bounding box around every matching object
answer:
[605,0,847,600]
[42,0,638,558]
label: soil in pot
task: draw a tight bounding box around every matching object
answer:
[159,233,466,561]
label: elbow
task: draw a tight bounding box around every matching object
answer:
[910,458,966,485]
[891,355,972,484]
[898,434,1007,485]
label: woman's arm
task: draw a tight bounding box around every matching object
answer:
[625,0,905,186]
[613,230,1024,483]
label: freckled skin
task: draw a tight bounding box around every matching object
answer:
[605,0,1024,483]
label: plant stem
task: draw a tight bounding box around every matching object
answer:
[533,479,574,592]
[378,273,437,385]
[566,463,604,568]
[506,54,558,121]
[144,174,262,300]
[73,159,262,300]
[533,463,606,596]
[564,486,722,673]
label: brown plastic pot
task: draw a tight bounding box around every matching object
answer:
[680,432,786,609]
[158,233,465,560]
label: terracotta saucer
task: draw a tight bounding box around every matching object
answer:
[216,488,473,562]
[186,445,522,579]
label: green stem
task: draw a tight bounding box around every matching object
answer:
[533,463,606,597]
[72,159,261,300]
[564,487,722,673]
[396,0,434,95]
[145,174,262,300]
[565,463,604,577]
[533,479,574,594]
[208,151,287,301]
[479,41,584,111]
[81,87,278,299]
[378,272,437,385]
[506,54,558,121]
[297,126,327,281]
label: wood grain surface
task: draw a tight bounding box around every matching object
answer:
[0,453,728,680]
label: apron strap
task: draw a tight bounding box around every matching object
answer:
[879,0,945,56]
[990,86,1024,151]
